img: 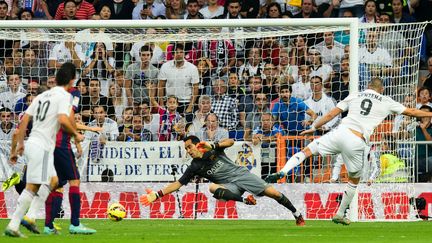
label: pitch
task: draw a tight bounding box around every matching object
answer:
[0,219,429,242]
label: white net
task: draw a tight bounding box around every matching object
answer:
[0,20,428,221]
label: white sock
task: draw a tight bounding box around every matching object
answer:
[280,152,306,175]
[8,189,34,231]
[26,184,51,220]
[336,182,357,217]
[293,211,300,217]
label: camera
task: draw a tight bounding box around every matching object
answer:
[143,3,148,9]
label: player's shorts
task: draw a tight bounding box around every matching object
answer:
[25,141,56,185]
[222,172,271,196]
[54,147,80,181]
[311,125,370,177]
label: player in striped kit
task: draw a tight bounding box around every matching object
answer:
[266,78,432,225]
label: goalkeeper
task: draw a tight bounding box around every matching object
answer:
[140,135,305,226]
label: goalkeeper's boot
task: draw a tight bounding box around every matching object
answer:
[243,195,257,205]
[2,172,20,191]
[264,171,285,183]
[43,226,59,235]
[294,214,305,226]
[332,215,351,225]
[4,227,27,238]
[69,223,96,234]
[21,216,40,234]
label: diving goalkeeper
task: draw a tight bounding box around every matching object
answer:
[140,135,305,225]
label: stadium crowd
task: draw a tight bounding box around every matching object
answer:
[0,0,432,182]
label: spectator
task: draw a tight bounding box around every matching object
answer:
[132,0,166,20]
[189,95,212,135]
[244,93,270,141]
[87,105,119,142]
[14,81,39,114]
[166,32,199,64]
[117,106,134,129]
[377,12,409,62]
[158,43,199,116]
[238,47,265,83]
[313,31,345,70]
[138,100,160,141]
[416,86,432,109]
[292,61,312,100]
[263,63,280,98]
[192,112,228,142]
[82,42,116,96]
[239,76,268,126]
[308,48,333,84]
[290,35,309,67]
[262,36,281,66]
[79,79,116,123]
[117,114,153,141]
[359,0,379,23]
[197,34,236,77]
[220,0,245,59]
[410,0,432,58]
[96,0,135,19]
[304,76,340,135]
[0,1,13,20]
[48,36,85,72]
[278,48,296,84]
[271,84,317,135]
[184,0,204,19]
[18,48,48,84]
[108,82,128,122]
[41,0,64,20]
[197,58,212,95]
[0,1,13,62]
[377,0,411,15]
[330,56,350,103]
[0,107,15,140]
[129,32,166,67]
[210,78,239,130]
[265,2,283,18]
[391,0,416,23]
[0,74,26,112]
[293,0,321,18]
[199,0,224,19]
[333,0,364,17]
[227,71,245,101]
[55,0,95,20]
[166,0,186,19]
[149,87,183,141]
[76,78,88,97]
[125,44,159,105]
[252,112,284,147]
[421,57,432,90]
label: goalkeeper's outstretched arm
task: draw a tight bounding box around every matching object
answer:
[140,181,183,206]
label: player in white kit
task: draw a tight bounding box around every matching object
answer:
[5,62,84,237]
[265,78,432,225]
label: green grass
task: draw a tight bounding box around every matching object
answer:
[0,219,430,243]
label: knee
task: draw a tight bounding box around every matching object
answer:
[69,179,80,187]
[263,186,281,199]
[50,177,59,189]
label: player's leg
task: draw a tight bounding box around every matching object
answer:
[209,183,254,205]
[262,186,305,226]
[44,183,65,234]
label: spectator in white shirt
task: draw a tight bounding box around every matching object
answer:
[87,105,119,142]
[291,61,312,101]
[0,74,26,112]
[132,0,166,19]
[313,31,345,70]
[199,0,224,19]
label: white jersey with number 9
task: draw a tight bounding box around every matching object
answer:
[337,89,406,141]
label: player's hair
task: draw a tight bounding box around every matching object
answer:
[368,78,384,90]
[183,135,201,144]
[56,62,76,86]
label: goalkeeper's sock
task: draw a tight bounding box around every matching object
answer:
[213,188,243,202]
[26,184,51,220]
[69,186,81,227]
[280,152,306,175]
[276,193,300,217]
[336,182,357,218]
[8,189,34,231]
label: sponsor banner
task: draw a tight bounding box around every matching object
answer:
[87,141,261,182]
[1,183,431,220]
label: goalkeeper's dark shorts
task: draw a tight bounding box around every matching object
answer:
[221,172,271,197]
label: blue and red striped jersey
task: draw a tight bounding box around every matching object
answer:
[55,88,81,149]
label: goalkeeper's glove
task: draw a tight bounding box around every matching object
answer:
[139,188,164,206]
[264,171,285,183]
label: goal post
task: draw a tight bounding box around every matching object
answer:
[0,19,428,221]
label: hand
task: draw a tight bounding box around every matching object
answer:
[9,152,18,165]
[140,188,161,206]
[81,110,92,117]
[300,128,315,136]
[264,172,285,183]
[420,120,430,129]
[196,141,212,153]
[74,133,84,143]
[185,106,193,113]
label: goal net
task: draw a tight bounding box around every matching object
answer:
[0,19,428,221]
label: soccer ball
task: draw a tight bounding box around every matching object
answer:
[107,203,126,221]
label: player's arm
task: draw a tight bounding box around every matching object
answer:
[301,107,343,135]
[76,123,103,133]
[196,138,235,152]
[139,180,183,206]
[402,108,432,118]
[13,114,31,157]
[9,128,21,164]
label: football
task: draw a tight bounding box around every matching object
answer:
[107,203,126,222]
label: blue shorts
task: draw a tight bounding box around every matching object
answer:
[54,147,80,181]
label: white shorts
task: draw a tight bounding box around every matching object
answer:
[25,141,56,185]
[311,125,370,177]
